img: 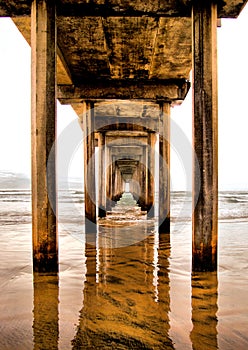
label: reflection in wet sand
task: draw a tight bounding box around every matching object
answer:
[2,190,248,349]
[190,272,218,350]
[33,274,59,350]
[72,222,174,349]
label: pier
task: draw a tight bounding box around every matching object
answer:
[0,0,247,273]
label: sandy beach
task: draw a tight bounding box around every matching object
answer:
[0,190,247,349]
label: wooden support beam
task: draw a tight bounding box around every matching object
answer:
[58,79,190,103]
[83,101,97,233]
[31,0,57,273]
[192,1,218,271]
[159,103,170,233]
[98,132,106,218]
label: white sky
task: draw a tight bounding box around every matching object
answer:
[0,5,248,190]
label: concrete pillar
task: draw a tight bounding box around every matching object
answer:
[131,165,139,202]
[129,178,133,194]
[31,0,57,272]
[141,146,148,211]
[116,166,123,200]
[192,1,218,271]
[113,161,118,201]
[159,103,170,233]
[111,157,116,201]
[138,149,146,210]
[83,101,96,233]
[147,132,156,217]
[105,146,111,211]
[137,161,143,207]
[98,132,106,217]
[143,144,149,210]
[110,156,123,203]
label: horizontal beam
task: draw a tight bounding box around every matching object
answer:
[95,117,158,132]
[106,130,148,137]
[0,2,31,17]
[0,2,190,17]
[106,139,148,148]
[0,1,246,18]
[57,3,191,18]
[58,79,190,103]
[110,147,144,157]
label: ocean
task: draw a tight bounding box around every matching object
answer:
[0,175,248,349]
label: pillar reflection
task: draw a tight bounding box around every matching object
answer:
[190,272,218,350]
[157,232,171,304]
[72,223,174,349]
[33,273,59,350]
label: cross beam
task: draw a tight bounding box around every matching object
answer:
[57,80,190,103]
[0,1,245,18]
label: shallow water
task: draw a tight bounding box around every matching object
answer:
[0,190,248,349]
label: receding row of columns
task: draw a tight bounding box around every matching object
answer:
[99,132,157,217]
[31,0,218,272]
[96,118,169,228]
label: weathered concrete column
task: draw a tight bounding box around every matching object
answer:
[111,157,116,201]
[116,166,123,200]
[139,147,147,210]
[143,144,149,210]
[105,146,111,211]
[113,161,119,201]
[147,132,156,217]
[129,178,133,194]
[113,161,122,201]
[159,102,170,233]
[137,160,146,209]
[83,101,96,232]
[192,1,218,271]
[131,165,139,201]
[31,0,57,272]
[110,157,123,202]
[98,132,106,217]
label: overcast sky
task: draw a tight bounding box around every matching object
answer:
[0,5,248,190]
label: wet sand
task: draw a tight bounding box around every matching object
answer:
[0,199,248,349]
